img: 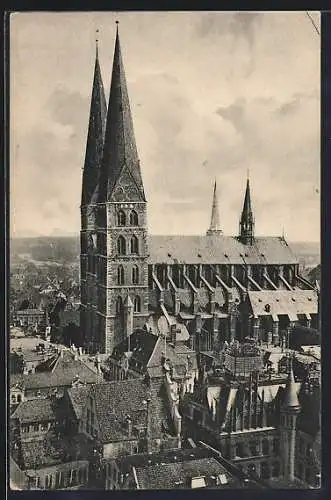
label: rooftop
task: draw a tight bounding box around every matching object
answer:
[134,455,241,489]
[11,398,56,423]
[147,234,297,266]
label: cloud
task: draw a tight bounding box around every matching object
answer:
[195,11,262,47]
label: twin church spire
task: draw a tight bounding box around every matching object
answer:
[206,175,255,244]
[82,24,255,243]
[82,23,145,210]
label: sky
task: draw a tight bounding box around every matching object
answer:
[10,11,320,242]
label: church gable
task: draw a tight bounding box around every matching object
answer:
[109,164,146,202]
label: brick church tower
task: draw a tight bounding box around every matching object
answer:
[80,38,107,351]
[85,24,149,354]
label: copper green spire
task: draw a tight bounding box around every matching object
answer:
[81,32,107,206]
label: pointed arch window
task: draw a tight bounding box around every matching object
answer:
[134,296,141,313]
[117,210,126,226]
[129,210,138,226]
[130,235,139,254]
[117,236,126,255]
[132,265,139,285]
[117,265,125,285]
[116,296,123,314]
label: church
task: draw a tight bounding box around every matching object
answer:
[80,25,318,356]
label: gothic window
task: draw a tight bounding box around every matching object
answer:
[130,235,139,254]
[134,296,141,312]
[132,265,139,285]
[129,210,138,226]
[117,236,126,255]
[11,394,16,404]
[117,210,126,226]
[116,296,123,314]
[117,266,125,285]
[17,394,21,403]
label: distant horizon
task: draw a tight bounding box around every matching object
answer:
[9,232,321,246]
[11,12,320,242]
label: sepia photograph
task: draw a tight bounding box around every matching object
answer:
[9,11,320,490]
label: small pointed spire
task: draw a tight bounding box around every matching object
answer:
[282,357,301,410]
[239,175,255,245]
[207,179,223,235]
[95,29,99,58]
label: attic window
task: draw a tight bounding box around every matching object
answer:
[191,476,206,489]
[217,474,228,485]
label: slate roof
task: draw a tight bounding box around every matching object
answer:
[91,379,150,443]
[134,456,241,489]
[111,330,158,367]
[11,398,56,423]
[147,234,297,265]
[247,290,318,317]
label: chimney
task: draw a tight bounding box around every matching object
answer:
[127,417,132,438]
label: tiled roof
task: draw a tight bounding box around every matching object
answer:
[67,386,90,420]
[147,234,297,265]
[248,290,318,317]
[134,456,240,489]
[20,433,92,470]
[11,398,56,423]
[91,379,150,443]
[11,352,101,391]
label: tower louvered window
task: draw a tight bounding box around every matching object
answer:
[116,296,123,314]
[134,296,141,312]
[117,236,126,255]
[117,265,125,285]
[132,265,139,285]
[117,210,126,226]
[130,235,139,254]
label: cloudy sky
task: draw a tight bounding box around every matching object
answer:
[10,11,320,241]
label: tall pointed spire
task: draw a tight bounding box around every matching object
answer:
[81,32,107,206]
[239,175,255,245]
[207,179,222,235]
[98,22,146,202]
